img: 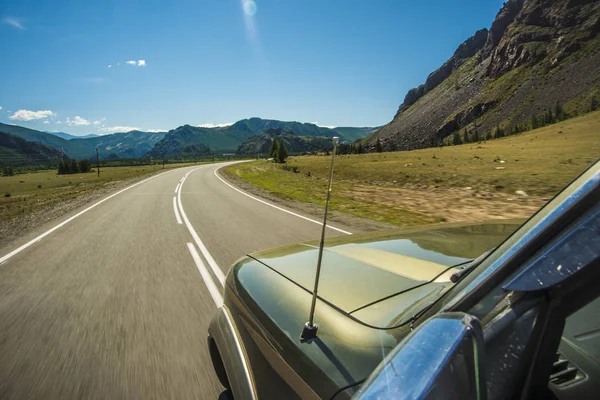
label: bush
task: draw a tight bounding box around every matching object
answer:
[281,165,299,173]
[2,166,14,176]
[4,193,10,198]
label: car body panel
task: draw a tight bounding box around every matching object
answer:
[250,220,521,318]
[214,220,521,399]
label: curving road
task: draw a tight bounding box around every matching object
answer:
[0,162,353,399]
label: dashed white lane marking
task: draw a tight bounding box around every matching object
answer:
[174,183,180,194]
[0,171,168,266]
[186,243,223,307]
[173,196,183,224]
[213,165,352,235]
[177,169,226,286]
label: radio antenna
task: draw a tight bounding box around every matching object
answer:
[301,136,339,342]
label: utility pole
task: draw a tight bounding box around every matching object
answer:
[150,156,154,171]
[96,147,100,177]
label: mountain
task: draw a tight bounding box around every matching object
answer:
[365,0,600,151]
[46,131,100,140]
[0,122,166,159]
[78,130,167,159]
[236,128,333,155]
[46,131,78,140]
[1,118,377,161]
[0,132,64,166]
[150,118,376,156]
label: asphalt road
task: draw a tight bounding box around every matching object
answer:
[0,162,353,399]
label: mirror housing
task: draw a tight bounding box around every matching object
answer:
[354,312,486,400]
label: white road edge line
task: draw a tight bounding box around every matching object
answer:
[213,165,352,235]
[173,196,183,224]
[0,171,167,266]
[174,183,180,194]
[186,243,223,307]
[177,169,226,286]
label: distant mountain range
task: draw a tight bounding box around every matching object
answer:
[148,117,379,156]
[0,122,166,160]
[0,118,378,165]
[46,131,99,140]
[0,132,63,166]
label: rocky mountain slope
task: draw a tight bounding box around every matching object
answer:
[366,0,600,151]
[235,128,333,155]
[0,132,64,166]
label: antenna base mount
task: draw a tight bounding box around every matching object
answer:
[300,322,318,342]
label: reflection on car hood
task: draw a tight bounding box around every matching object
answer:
[250,220,521,325]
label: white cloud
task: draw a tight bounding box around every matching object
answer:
[9,109,55,121]
[108,64,112,68]
[92,118,106,126]
[66,116,91,126]
[2,17,25,30]
[99,126,139,133]
[197,122,233,128]
[125,60,146,67]
[146,129,167,133]
[56,121,62,124]
[43,120,49,124]
[0,106,2,111]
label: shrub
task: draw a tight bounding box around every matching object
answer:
[4,193,10,198]
[281,165,299,173]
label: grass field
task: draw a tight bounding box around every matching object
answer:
[0,162,201,224]
[224,110,600,227]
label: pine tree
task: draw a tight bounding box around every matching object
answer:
[268,138,277,158]
[591,96,598,112]
[554,101,563,121]
[78,159,91,173]
[452,131,462,145]
[58,160,66,175]
[375,138,383,152]
[277,138,288,163]
[531,114,538,129]
[70,159,79,174]
[473,126,479,143]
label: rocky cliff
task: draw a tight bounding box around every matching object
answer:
[367,0,600,151]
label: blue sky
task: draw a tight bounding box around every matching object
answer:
[0,0,502,136]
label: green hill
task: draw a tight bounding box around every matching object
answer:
[0,132,64,167]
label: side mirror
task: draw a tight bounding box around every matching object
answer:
[354,312,486,400]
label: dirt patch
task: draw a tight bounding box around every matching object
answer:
[343,184,545,223]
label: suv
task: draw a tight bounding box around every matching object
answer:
[208,161,599,399]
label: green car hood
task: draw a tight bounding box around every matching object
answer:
[249,220,521,326]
